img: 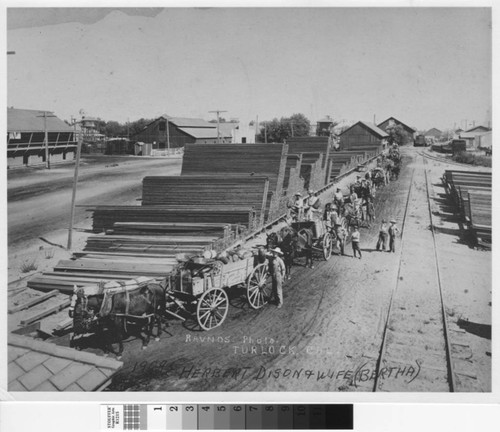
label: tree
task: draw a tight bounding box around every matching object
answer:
[256,113,311,143]
[385,124,411,145]
[104,121,127,137]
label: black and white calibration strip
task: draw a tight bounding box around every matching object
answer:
[101,403,354,430]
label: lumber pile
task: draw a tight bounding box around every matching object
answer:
[85,205,257,232]
[283,155,305,196]
[142,175,269,227]
[286,140,331,185]
[442,169,492,249]
[181,143,288,223]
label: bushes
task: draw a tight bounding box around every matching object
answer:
[451,152,492,167]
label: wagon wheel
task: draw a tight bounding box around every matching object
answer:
[247,263,272,309]
[322,232,333,260]
[196,288,229,331]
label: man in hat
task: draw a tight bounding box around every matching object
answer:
[305,189,320,221]
[376,219,389,251]
[289,192,303,220]
[388,219,400,253]
[270,247,286,308]
[350,226,362,259]
[334,187,344,212]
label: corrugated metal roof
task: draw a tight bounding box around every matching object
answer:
[8,334,122,392]
[178,127,231,139]
[163,115,215,128]
[8,108,73,133]
[359,121,389,137]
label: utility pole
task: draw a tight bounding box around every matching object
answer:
[209,110,227,143]
[37,111,56,169]
[290,120,294,137]
[166,116,170,151]
[67,120,83,250]
[255,115,258,143]
[264,123,268,144]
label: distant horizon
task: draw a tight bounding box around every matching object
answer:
[7,7,492,131]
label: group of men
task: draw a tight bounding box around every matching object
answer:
[271,173,401,308]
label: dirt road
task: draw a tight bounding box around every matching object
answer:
[7,156,181,248]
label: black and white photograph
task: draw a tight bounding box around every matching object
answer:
[4,5,493,396]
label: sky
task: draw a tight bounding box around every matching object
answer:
[6,7,492,131]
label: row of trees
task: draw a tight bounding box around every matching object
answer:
[256,113,312,143]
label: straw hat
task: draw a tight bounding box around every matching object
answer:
[295,192,302,196]
[390,219,396,223]
[271,247,284,256]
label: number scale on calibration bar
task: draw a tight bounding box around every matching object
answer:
[101,404,353,430]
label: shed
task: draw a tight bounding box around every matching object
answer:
[377,117,417,138]
[7,108,77,168]
[131,116,232,149]
[424,128,442,139]
[339,121,388,150]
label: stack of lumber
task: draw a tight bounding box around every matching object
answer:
[468,191,492,248]
[442,170,492,248]
[342,143,382,155]
[328,153,358,180]
[142,175,269,227]
[299,153,326,191]
[283,155,305,195]
[286,140,331,185]
[85,205,257,232]
[181,143,288,222]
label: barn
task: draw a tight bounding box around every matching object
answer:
[7,108,77,168]
[424,128,442,139]
[377,117,417,139]
[339,121,388,150]
[131,116,232,149]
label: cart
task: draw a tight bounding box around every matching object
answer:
[291,219,337,260]
[165,256,272,331]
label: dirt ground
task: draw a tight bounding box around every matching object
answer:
[7,155,182,285]
[6,149,491,392]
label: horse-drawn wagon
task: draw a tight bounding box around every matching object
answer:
[165,254,272,331]
[290,219,338,261]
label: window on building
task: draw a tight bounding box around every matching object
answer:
[242,137,247,143]
[159,121,166,131]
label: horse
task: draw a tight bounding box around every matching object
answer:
[70,282,165,359]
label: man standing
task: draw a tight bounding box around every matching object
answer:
[289,192,303,220]
[376,219,388,251]
[270,247,286,308]
[334,188,344,213]
[305,189,320,221]
[351,226,362,259]
[388,219,400,253]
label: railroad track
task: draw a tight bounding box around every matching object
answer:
[372,150,458,392]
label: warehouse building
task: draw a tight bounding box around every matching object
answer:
[132,116,232,149]
[377,117,417,139]
[339,121,388,150]
[7,108,77,168]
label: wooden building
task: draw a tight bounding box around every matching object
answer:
[132,116,232,149]
[424,128,442,139]
[7,108,77,168]
[339,121,388,150]
[377,117,417,139]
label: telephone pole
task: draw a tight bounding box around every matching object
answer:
[209,110,227,143]
[37,111,57,169]
[67,120,83,250]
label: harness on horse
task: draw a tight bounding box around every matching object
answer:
[71,277,157,333]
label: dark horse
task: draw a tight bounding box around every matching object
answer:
[70,282,165,359]
[267,225,314,274]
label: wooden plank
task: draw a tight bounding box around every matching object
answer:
[20,299,72,326]
[9,290,58,314]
